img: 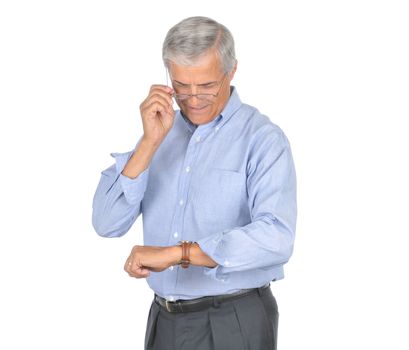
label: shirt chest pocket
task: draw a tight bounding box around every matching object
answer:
[191,167,247,226]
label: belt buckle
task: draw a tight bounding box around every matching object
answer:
[165,299,173,312]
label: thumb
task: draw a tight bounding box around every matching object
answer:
[140,267,151,275]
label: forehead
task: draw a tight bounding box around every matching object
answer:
[168,50,223,84]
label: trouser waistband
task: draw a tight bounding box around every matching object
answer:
[154,283,270,313]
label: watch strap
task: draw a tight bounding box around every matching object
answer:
[178,240,193,268]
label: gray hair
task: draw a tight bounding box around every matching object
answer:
[162,16,236,73]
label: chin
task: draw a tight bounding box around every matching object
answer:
[184,106,213,123]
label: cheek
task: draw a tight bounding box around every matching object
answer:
[212,99,222,110]
[176,100,186,109]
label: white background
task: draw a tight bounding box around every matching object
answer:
[1,1,408,349]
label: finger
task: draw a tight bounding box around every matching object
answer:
[140,88,173,108]
[141,95,172,112]
[128,267,151,279]
[137,267,151,277]
[148,89,174,107]
[124,259,133,273]
[142,101,172,118]
[145,93,173,110]
[126,259,148,275]
[150,84,174,94]
[150,86,174,97]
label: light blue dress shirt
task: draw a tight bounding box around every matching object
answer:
[92,86,297,301]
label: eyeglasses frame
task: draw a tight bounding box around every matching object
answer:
[166,68,228,102]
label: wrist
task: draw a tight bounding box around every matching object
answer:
[168,245,183,266]
[178,240,194,268]
[141,135,161,149]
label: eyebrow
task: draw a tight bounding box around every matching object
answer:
[173,80,217,87]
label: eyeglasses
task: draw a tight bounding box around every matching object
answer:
[166,69,227,102]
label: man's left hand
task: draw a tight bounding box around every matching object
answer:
[124,245,181,278]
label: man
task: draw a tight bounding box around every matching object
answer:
[92,16,297,350]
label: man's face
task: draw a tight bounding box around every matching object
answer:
[168,50,237,125]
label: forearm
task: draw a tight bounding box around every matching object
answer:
[121,137,159,179]
[196,216,295,274]
[93,158,143,237]
[93,137,155,237]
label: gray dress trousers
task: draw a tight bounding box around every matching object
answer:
[144,285,279,350]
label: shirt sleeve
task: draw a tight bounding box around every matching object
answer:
[196,127,297,282]
[92,139,150,238]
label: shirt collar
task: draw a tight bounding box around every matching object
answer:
[217,85,242,130]
[179,86,242,133]
[180,110,199,132]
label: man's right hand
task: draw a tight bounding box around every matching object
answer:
[139,84,175,147]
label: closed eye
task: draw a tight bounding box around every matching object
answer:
[173,81,217,88]
[199,83,217,88]
[174,81,189,88]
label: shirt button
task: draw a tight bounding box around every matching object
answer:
[179,199,184,206]
[169,266,174,271]
[185,166,191,172]
[215,126,220,132]
[168,296,175,301]
[196,136,201,142]
[224,260,230,266]
[173,232,178,238]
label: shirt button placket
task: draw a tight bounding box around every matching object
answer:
[166,132,201,298]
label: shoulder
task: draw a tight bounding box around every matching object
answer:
[237,103,288,148]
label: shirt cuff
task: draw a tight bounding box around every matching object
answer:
[110,151,150,205]
[196,232,230,283]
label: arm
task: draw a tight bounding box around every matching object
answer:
[196,127,297,281]
[92,137,158,237]
[92,83,175,238]
[124,243,218,279]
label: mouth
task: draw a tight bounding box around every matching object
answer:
[187,105,209,112]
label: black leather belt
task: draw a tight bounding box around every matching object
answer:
[154,283,270,313]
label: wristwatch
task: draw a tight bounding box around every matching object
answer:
[177,240,194,268]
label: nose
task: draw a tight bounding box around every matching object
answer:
[188,95,201,106]
[188,85,200,105]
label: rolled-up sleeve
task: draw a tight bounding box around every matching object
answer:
[92,144,150,238]
[196,127,297,282]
